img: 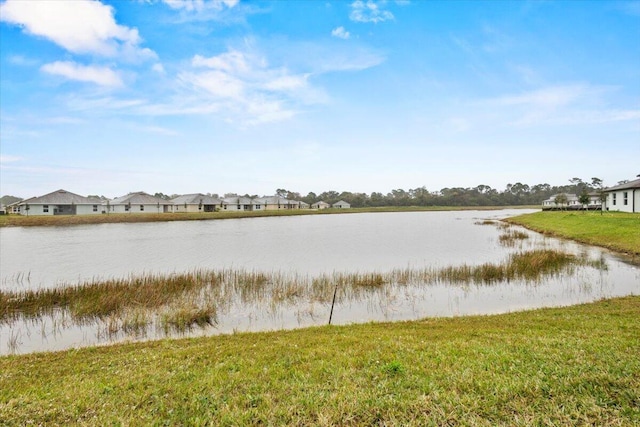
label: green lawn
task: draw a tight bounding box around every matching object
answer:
[1,297,638,425]
[505,211,640,256]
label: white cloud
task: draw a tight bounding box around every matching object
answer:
[178,48,319,124]
[331,26,351,39]
[480,84,638,127]
[7,55,39,67]
[163,0,239,12]
[350,0,394,23]
[152,63,166,74]
[192,51,254,73]
[41,61,123,87]
[0,155,22,164]
[263,74,309,91]
[0,0,156,61]
[491,85,590,109]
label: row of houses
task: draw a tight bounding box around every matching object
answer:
[4,190,352,216]
[541,177,640,213]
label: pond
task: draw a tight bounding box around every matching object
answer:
[1,209,638,355]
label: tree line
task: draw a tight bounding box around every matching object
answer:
[274,177,607,208]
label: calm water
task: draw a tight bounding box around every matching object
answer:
[1,209,638,355]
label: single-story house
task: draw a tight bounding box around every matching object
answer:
[254,196,302,210]
[12,189,103,216]
[107,192,173,214]
[311,201,330,209]
[332,200,351,209]
[222,196,258,211]
[602,178,640,213]
[542,193,601,210]
[171,194,225,213]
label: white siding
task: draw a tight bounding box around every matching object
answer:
[606,189,639,213]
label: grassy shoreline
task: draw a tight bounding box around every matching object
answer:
[505,211,640,256]
[0,205,537,228]
[1,297,638,425]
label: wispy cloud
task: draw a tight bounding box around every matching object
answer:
[7,55,39,67]
[332,26,351,39]
[350,0,394,23]
[482,84,638,126]
[177,47,324,124]
[129,124,180,136]
[0,155,22,164]
[163,0,239,12]
[41,61,124,87]
[0,0,156,61]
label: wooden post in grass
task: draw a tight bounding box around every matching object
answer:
[328,283,338,325]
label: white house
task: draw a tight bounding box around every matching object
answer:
[311,201,330,209]
[602,178,640,213]
[171,194,225,213]
[542,193,601,210]
[12,189,103,216]
[107,192,173,214]
[332,200,351,209]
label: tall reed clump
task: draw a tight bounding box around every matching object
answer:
[498,229,530,246]
[0,270,221,322]
[436,249,579,284]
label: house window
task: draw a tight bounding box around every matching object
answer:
[612,194,617,205]
[93,205,98,212]
[140,205,144,211]
[43,205,49,213]
[125,205,130,211]
[623,192,628,205]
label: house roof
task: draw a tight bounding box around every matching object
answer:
[312,201,330,206]
[223,196,255,204]
[18,189,101,205]
[171,193,224,205]
[333,200,350,205]
[604,178,640,192]
[110,192,171,205]
[255,196,291,205]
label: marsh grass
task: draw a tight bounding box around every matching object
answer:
[498,229,529,246]
[1,249,604,327]
[159,304,217,333]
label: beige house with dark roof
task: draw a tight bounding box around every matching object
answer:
[332,200,351,209]
[171,194,225,213]
[107,192,173,214]
[13,189,103,216]
[311,201,330,209]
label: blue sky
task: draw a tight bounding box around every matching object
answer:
[1,0,639,198]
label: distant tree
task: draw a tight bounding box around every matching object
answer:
[554,193,569,210]
[590,178,607,215]
[286,191,301,201]
[154,192,170,200]
[578,190,590,210]
[0,195,23,206]
[275,189,288,198]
